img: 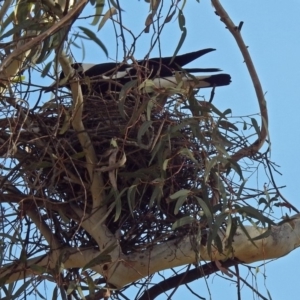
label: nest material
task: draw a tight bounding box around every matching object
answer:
[19,89,220,252]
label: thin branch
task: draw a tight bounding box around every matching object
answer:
[265,155,299,213]
[228,268,269,300]
[0,247,103,284]
[26,209,61,250]
[0,0,13,24]
[2,193,74,213]
[211,0,268,162]
[138,261,240,300]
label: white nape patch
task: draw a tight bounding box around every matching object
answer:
[102,67,135,80]
[153,75,212,89]
[81,63,97,72]
[152,77,178,88]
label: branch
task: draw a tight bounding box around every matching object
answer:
[211,0,268,162]
[70,206,119,257]
[138,260,240,300]
[1,216,300,289]
[103,215,300,288]
[26,209,62,250]
[0,247,103,284]
[59,55,106,217]
[0,193,73,214]
[58,54,110,254]
[0,0,13,24]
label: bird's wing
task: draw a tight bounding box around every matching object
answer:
[182,68,221,73]
[79,49,219,80]
[143,48,216,69]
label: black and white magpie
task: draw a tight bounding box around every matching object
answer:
[48,48,231,95]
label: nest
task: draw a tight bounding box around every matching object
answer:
[17,87,225,252]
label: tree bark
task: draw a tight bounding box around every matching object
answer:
[1,214,300,289]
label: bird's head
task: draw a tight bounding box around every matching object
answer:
[45,63,96,93]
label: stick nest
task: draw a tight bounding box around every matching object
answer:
[10,88,236,252]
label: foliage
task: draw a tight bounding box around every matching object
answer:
[0,0,295,299]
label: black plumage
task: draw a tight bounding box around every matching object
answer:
[48,48,231,95]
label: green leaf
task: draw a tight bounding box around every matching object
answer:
[13,279,32,299]
[137,121,153,145]
[218,120,238,131]
[144,13,153,33]
[146,98,155,120]
[41,62,52,78]
[86,273,96,297]
[139,79,155,92]
[76,285,85,300]
[214,140,231,156]
[209,103,229,117]
[91,0,105,25]
[169,189,190,200]
[0,12,14,35]
[33,35,52,64]
[52,286,58,300]
[196,197,213,228]
[165,9,176,23]
[172,216,194,230]
[30,264,48,274]
[78,26,108,57]
[162,158,170,171]
[251,117,260,135]
[225,217,238,254]
[178,9,186,31]
[211,213,227,250]
[251,228,271,241]
[215,135,234,151]
[227,159,244,181]
[98,8,118,31]
[179,148,198,164]
[237,218,258,248]
[238,206,276,226]
[119,79,138,101]
[214,234,223,254]
[0,275,11,288]
[258,197,269,208]
[236,179,247,199]
[0,20,45,40]
[15,0,33,24]
[82,244,117,271]
[114,188,128,222]
[150,0,161,11]
[66,282,76,295]
[174,195,188,215]
[203,156,218,183]
[60,286,68,300]
[109,0,123,11]
[149,184,162,207]
[170,9,187,64]
[222,108,232,116]
[127,185,137,216]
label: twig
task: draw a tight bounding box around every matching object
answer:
[0,0,13,24]
[26,209,61,250]
[211,0,268,163]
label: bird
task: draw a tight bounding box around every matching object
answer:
[46,48,231,95]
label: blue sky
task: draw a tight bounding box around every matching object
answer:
[43,0,300,298]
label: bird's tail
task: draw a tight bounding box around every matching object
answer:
[152,73,231,89]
